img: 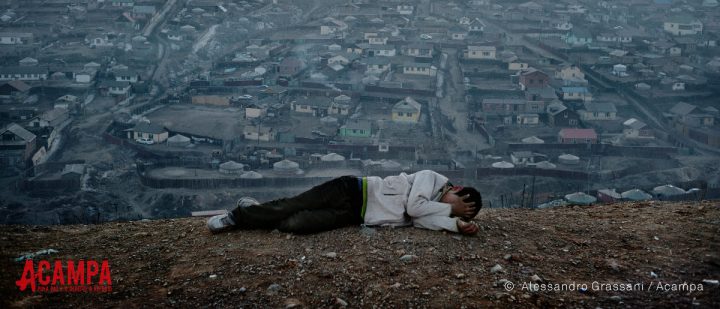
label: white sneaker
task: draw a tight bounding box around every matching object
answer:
[237,197,260,208]
[207,213,236,233]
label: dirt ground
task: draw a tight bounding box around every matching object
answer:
[1,201,719,308]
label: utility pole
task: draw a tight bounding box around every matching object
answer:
[530,175,536,209]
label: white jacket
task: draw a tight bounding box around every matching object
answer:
[363,170,459,232]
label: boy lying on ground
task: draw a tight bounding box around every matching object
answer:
[208,170,481,235]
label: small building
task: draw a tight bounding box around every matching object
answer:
[291,96,332,117]
[403,43,434,58]
[113,69,140,83]
[546,101,580,127]
[559,86,592,102]
[75,70,96,84]
[402,62,437,76]
[518,68,549,90]
[448,26,468,40]
[564,28,593,46]
[464,46,496,60]
[125,122,168,143]
[329,95,352,115]
[514,113,540,126]
[392,97,421,123]
[555,64,587,85]
[663,15,703,36]
[29,107,69,128]
[0,80,31,99]
[368,45,396,57]
[112,0,135,7]
[320,17,348,36]
[612,64,628,76]
[278,57,306,77]
[508,62,529,71]
[368,36,388,45]
[243,125,274,142]
[397,4,414,15]
[0,66,48,81]
[0,123,36,168]
[669,102,714,127]
[482,98,526,115]
[98,81,131,96]
[623,118,654,139]
[245,103,267,119]
[510,151,547,166]
[558,128,597,144]
[579,102,617,121]
[132,5,156,19]
[338,119,371,138]
[467,18,486,32]
[365,57,391,75]
[0,32,33,45]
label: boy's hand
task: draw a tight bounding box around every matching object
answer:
[457,220,479,235]
[450,195,476,218]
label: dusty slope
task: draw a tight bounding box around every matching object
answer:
[1,201,719,308]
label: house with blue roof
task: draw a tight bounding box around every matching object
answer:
[559,86,592,102]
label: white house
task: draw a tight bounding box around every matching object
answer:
[320,17,348,36]
[75,70,96,83]
[464,46,496,60]
[0,32,33,45]
[368,36,388,45]
[88,35,114,48]
[328,54,351,66]
[403,63,437,76]
[672,82,685,91]
[559,87,592,102]
[0,66,48,81]
[369,46,396,57]
[623,118,653,139]
[663,15,703,36]
[99,80,131,96]
[468,18,486,32]
[579,102,617,120]
[556,64,588,85]
[612,64,628,77]
[365,57,391,74]
[113,69,139,83]
[396,4,414,15]
[403,43,433,58]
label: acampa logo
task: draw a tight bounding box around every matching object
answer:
[16,259,112,293]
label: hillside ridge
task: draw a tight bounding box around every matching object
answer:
[2,201,719,308]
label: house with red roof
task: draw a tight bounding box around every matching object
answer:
[558,128,597,144]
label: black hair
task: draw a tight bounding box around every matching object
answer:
[457,187,482,220]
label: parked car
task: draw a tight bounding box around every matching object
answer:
[137,138,155,145]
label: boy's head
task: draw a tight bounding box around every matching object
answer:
[441,185,483,220]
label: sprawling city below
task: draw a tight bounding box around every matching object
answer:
[0,0,719,225]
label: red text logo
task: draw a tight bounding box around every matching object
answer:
[16,259,112,293]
